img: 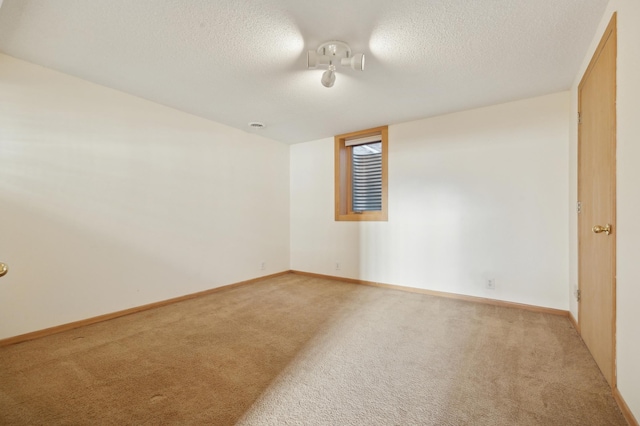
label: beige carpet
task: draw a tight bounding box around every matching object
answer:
[0,274,626,425]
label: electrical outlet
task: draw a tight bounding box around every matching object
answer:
[335,262,341,271]
[260,261,266,270]
[486,278,495,290]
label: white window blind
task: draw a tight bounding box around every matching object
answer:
[351,141,382,212]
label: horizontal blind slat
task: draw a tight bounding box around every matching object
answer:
[351,142,382,212]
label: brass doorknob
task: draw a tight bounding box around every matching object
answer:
[592,224,612,235]
[0,263,7,277]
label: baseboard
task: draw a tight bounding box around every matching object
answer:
[614,387,639,426]
[290,270,569,317]
[0,270,571,347]
[569,312,580,332]
[0,271,289,348]
[569,322,636,426]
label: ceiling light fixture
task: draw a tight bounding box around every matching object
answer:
[321,66,336,88]
[307,41,365,88]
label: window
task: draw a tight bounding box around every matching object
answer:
[335,126,388,221]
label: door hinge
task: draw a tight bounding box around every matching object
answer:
[578,112,582,124]
[576,289,581,302]
[577,201,582,214]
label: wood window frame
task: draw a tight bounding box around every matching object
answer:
[335,125,388,221]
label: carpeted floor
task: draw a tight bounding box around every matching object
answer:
[0,274,627,425]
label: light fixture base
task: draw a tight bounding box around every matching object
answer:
[317,40,352,58]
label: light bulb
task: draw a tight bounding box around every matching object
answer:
[321,69,336,87]
[352,53,365,71]
[341,53,365,71]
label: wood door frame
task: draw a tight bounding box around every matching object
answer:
[577,12,617,388]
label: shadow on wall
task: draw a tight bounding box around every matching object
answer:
[0,127,287,338]
[0,192,217,339]
[0,134,274,282]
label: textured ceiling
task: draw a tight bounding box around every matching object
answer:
[0,0,607,144]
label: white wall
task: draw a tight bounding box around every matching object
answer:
[291,92,570,310]
[0,54,290,339]
[569,1,640,419]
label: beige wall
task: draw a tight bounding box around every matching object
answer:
[0,54,290,339]
[569,0,640,419]
[291,92,570,310]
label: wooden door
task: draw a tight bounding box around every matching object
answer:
[578,13,617,387]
